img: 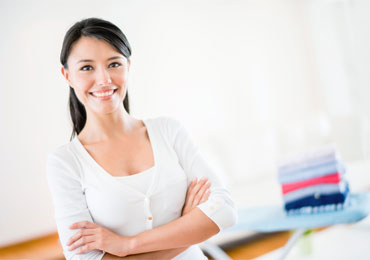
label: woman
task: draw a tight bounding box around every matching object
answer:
[47,17,237,260]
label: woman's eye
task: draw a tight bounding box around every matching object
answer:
[109,62,121,68]
[80,65,93,71]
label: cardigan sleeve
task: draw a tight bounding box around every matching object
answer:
[46,149,105,260]
[165,117,238,232]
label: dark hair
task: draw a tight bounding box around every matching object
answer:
[60,17,132,141]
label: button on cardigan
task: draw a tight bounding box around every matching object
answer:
[46,116,238,260]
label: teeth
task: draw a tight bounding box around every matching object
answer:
[92,90,114,97]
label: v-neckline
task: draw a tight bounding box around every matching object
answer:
[73,118,158,196]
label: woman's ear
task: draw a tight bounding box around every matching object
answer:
[61,66,71,86]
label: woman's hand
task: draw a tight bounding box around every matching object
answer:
[67,221,132,257]
[182,177,211,216]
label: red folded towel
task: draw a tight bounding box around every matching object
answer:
[282,173,340,194]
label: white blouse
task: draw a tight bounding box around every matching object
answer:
[114,167,155,194]
[46,116,238,260]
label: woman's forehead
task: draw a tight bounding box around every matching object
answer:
[68,36,123,63]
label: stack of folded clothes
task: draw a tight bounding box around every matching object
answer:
[277,146,350,215]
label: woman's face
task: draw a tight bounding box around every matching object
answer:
[62,36,130,115]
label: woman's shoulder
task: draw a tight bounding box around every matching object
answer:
[144,116,191,145]
[46,139,83,185]
[47,139,80,172]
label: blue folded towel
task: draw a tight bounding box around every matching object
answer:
[285,183,350,213]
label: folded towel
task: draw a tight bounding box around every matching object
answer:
[283,181,347,204]
[282,173,340,194]
[278,162,345,184]
[277,145,337,170]
[278,153,338,176]
[285,184,349,211]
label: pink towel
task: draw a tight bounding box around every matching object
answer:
[282,173,340,194]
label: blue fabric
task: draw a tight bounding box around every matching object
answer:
[278,162,345,184]
[285,189,348,210]
[225,193,370,233]
[283,181,347,204]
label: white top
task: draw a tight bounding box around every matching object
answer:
[114,167,155,194]
[46,116,238,260]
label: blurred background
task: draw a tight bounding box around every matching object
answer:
[1,0,370,258]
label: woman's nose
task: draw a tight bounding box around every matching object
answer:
[96,67,112,86]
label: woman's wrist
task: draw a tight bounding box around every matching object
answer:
[127,235,139,255]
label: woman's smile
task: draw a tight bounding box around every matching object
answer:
[89,88,118,100]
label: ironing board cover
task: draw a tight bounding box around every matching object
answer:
[227,193,370,232]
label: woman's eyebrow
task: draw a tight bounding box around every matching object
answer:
[77,59,93,64]
[76,56,123,64]
[107,56,124,61]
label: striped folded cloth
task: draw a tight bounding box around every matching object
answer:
[277,145,350,215]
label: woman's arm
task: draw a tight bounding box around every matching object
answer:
[46,152,106,260]
[103,183,214,260]
[128,207,219,255]
[69,178,212,258]
[167,117,238,231]
[102,179,211,259]
[102,247,188,260]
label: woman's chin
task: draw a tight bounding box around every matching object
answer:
[90,106,121,116]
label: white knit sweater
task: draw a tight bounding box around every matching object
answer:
[46,116,237,260]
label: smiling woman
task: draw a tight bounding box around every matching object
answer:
[62,36,129,119]
[59,18,132,141]
[46,18,237,260]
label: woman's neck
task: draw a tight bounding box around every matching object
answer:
[78,107,139,145]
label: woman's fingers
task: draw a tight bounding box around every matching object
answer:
[200,189,211,203]
[76,241,96,254]
[187,178,210,206]
[192,181,211,207]
[66,222,131,257]
[67,228,96,246]
[182,177,212,216]
[69,221,96,230]
[191,178,208,197]
[68,234,95,251]
[185,178,204,205]
[186,178,196,196]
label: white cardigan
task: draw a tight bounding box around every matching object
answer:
[46,116,238,260]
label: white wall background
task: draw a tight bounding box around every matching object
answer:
[1,0,370,247]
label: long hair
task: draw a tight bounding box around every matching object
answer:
[60,18,132,141]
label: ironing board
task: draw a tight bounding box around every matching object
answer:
[201,192,370,260]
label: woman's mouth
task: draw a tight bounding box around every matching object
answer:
[89,89,117,100]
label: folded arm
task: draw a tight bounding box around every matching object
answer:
[128,207,219,255]
[103,247,188,260]
[67,174,215,259]
[102,201,217,259]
